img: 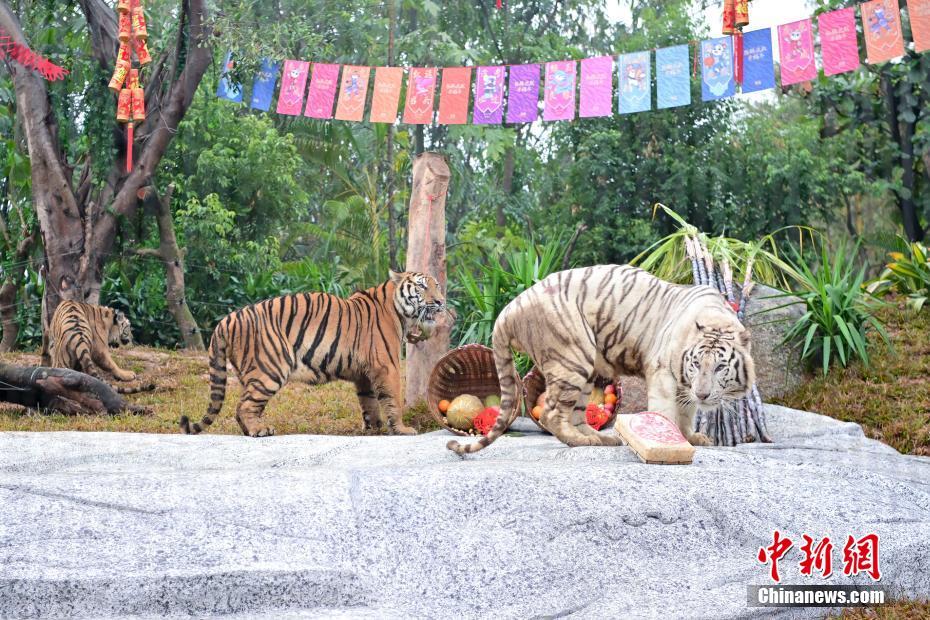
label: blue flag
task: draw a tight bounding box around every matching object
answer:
[217,51,243,103]
[741,29,776,94]
[700,37,735,101]
[250,58,280,111]
[656,45,691,109]
[617,51,652,114]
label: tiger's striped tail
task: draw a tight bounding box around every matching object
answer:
[180,323,228,435]
[446,318,520,456]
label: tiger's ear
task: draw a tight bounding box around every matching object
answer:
[739,328,751,348]
[388,270,404,285]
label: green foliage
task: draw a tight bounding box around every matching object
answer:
[632,205,809,288]
[867,237,930,312]
[779,242,890,375]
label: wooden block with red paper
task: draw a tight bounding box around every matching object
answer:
[614,412,696,465]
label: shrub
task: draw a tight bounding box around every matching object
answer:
[779,241,890,375]
[866,236,930,312]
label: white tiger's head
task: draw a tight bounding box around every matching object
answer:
[389,270,445,343]
[108,309,133,347]
[677,313,754,410]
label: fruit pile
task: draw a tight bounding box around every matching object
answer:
[437,393,502,436]
[529,383,620,431]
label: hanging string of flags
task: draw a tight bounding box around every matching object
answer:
[218,0,930,123]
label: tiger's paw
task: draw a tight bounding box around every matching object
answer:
[115,370,136,381]
[391,425,418,436]
[687,432,712,447]
[249,426,276,438]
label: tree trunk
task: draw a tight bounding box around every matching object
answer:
[0,0,215,352]
[384,0,399,270]
[404,152,452,409]
[0,229,36,352]
[0,362,145,415]
[498,146,515,234]
[136,185,204,350]
[882,71,924,242]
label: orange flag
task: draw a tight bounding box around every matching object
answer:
[402,67,438,124]
[908,0,930,52]
[861,0,905,63]
[437,67,472,124]
[369,67,403,123]
[334,65,371,122]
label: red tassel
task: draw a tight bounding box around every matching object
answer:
[126,122,134,173]
[734,32,744,86]
[496,0,502,8]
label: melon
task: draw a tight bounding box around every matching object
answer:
[484,394,501,408]
[588,387,605,406]
[446,394,484,431]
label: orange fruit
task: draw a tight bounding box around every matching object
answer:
[604,393,618,406]
[531,405,543,420]
[438,399,451,413]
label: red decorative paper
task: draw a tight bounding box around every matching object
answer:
[402,67,437,124]
[437,67,472,124]
[0,27,69,81]
[369,67,403,123]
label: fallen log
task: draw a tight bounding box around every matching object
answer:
[0,363,146,415]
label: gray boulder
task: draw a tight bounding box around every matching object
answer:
[744,284,809,399]
[1,406,928,619]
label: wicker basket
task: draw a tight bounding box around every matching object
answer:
[522,367,621,433]
[427,344,523,436]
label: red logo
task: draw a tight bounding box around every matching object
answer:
[758,532,881,583]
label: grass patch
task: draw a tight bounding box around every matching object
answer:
[0,348,441,436]
[830,598,930,618]
[773,301,930,456]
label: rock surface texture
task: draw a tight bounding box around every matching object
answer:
[743,284,809,399]
[1,406,928,619]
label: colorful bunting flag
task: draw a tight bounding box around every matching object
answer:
[334,65,371,122]
[701,37,735,101]
[403,67,438,124]
[741,28,775,93]
[473,66,506,124]
[250,58,279,111]
[437,67,472,124]
[818,8,860,76]
[617,51,651,114]
[578,56,613,118]
[861,0,905,63]
[656,45,690,109]
[506,63,540,123]
[777,19,817,86]
[369,67,404,123]
[217,51,243,103]
[276,60,310,116]
[908,0,930,52]
[304,63,340,119]
[543,61,576,121]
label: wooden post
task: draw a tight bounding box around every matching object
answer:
[404,152,451,409]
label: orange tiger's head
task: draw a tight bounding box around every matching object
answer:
[108,309,133,347]
[389,270,445,343]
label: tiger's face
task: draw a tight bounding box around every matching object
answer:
[678,317,754,410]
[390,270,445,343]
[108,310,133,347]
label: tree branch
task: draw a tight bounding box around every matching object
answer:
[77,0,119,71]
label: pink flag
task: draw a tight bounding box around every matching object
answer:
[578,56,613,118]
[402,67,438,124]
[818,8,860,75]
[334,65,370,122]
[437,67,472,124]
[543,60,576,121]
[909,0,930,52]
[369,67,403,123]
[861,0,905,63]
[276,60,309,116]
[304,63,340,118]
[777,19,817,86]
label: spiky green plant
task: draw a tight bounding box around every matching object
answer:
[866,236,930,313]
[631,204,811,288]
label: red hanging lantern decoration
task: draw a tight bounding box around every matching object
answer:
[723,0,749,86]
[113,0,150,173]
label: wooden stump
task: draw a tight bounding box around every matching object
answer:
[0,363,146,415]
[404,152,452,409]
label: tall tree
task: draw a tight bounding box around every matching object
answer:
[0,0,214,359]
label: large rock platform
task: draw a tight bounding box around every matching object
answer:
[1,406,928,619]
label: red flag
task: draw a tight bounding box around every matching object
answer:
[402,67,438,124]
[437,67,472,124]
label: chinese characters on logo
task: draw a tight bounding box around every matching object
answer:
[758,532,881,583]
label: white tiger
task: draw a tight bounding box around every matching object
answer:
[447,265,755,455]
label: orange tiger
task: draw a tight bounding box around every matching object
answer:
[47,300,142,393]
[180,271,445,437]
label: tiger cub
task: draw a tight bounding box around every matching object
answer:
[48,300,140,391]
[180,270,445,437]
[447,265,755,455]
